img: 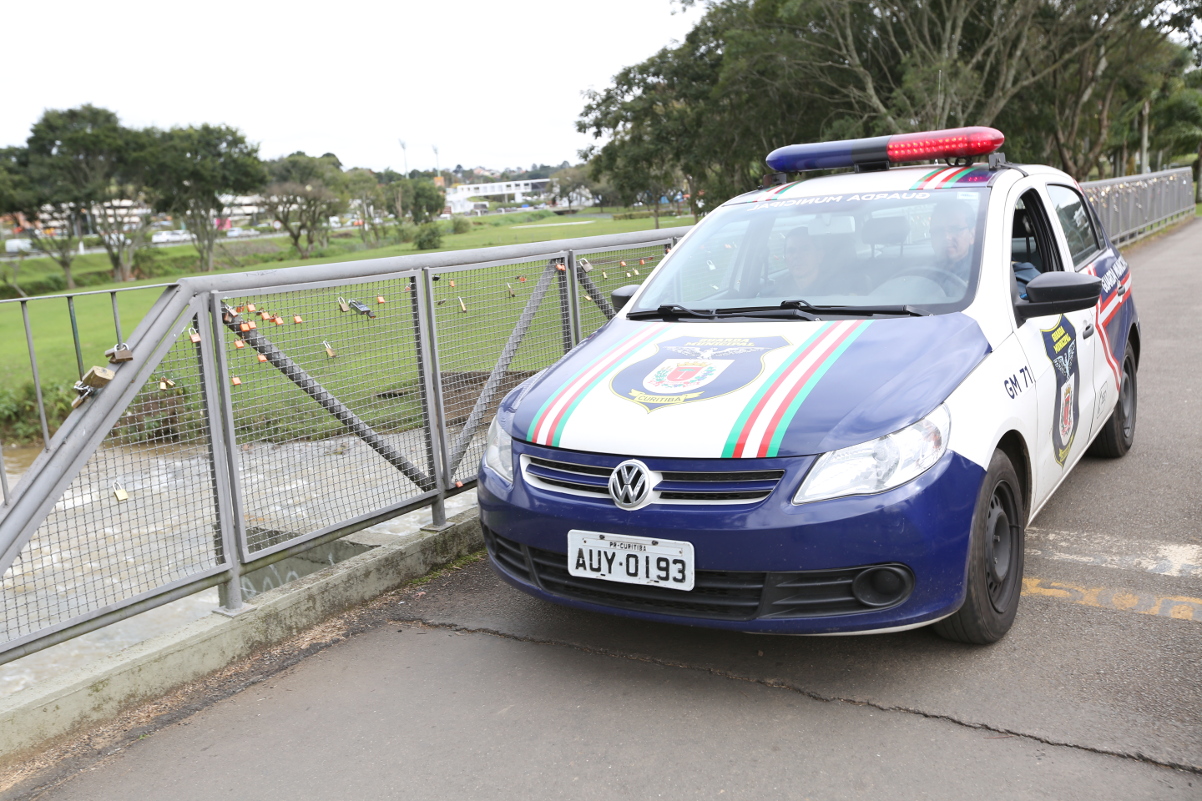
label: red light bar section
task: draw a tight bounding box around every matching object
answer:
[886,127,1004,163]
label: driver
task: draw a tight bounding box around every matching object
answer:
[929,199,977,284]
[772,227,830,298]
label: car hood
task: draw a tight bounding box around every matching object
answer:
[503,314,991,459]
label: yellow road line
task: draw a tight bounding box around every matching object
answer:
[1022,577,1202,621]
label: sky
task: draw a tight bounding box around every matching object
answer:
[2,0,708,174]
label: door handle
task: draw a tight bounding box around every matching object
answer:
[1082,323,1094,339]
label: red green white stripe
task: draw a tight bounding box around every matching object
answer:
[723,320,871,458]
[526,323,667,446]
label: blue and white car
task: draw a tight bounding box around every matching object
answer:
[477,127,1138,643]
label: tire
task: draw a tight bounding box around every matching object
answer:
[934,449,1026,644]
[1088,340,1137,458]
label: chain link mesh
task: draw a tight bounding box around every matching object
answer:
[221,277,435,554]
[1,319,221,645]
[429,258,574,485]
[575,242,671,336]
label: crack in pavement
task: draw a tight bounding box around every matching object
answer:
[396,618,1202,776]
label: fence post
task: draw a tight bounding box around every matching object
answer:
[566,250,582,346]
[556,256,574,354]
[205,293,245,612]
[417,270,452,531]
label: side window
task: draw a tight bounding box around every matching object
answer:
[1047,184,1101,268]
[1011,190,1062,308]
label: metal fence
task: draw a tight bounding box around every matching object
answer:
[0,228,686,666]
[1080,167,1195,245]
[0,167,1195,668]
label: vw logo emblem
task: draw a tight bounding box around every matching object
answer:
[609,460,651,510]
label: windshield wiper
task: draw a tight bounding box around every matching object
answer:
[626,304,717,320]
[780,300,931,317]
[627,304,820,321]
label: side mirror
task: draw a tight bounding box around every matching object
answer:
[1015,271,1101,322]
[611,284,640,312]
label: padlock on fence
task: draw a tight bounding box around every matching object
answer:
[112,481,128,502]
[81,366,115,388]
[105,343,133,364]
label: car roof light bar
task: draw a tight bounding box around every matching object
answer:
[765,127,1005,173]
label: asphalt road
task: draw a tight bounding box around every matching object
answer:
[22,220,1202,800]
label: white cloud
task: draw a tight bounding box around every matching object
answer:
[3,0,706,172]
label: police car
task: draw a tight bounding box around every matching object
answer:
[478,127,1138,644]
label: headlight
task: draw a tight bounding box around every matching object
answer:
[793,405,950,505]
[483,417,514,484]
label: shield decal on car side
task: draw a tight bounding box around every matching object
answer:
[1041,315,1080,467]
[611,335,789,412]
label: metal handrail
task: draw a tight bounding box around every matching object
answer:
[0,226,688,666]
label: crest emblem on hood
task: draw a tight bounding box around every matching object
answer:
[611,335,788,411]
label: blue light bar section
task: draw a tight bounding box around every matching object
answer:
[766,135,890,172]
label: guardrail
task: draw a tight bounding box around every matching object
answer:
[0,167,1194,668]
[0,228,686,666]
[1080,167,1195,245]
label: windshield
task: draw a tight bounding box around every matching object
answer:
[630,188,988,315]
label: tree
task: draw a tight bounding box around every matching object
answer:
[0,106,126,289]
[583,0,1201,204]
[260,152,346,258]
[344,168,385,244]
[408,180,446,223]
[550,165,591,209]
[90,125,158,282]
[148,125,266,272]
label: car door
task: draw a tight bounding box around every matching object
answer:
[1044,183,1126,437]
[1007,182,1097,507]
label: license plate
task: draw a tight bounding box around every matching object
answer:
[567,530,695,592]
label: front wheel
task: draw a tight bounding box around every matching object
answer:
[934,449,1025,644]
[1089,341,1137,458]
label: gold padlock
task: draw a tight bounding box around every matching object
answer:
[105,343,133,364]
[338,297,350,313]
[257,353,267,362]
[246,303,257,313]
[158,377,176,390]
[506,283,516,297]
[293,315,304,324]
[231,376,243,386]
[323,341,337,358]
[234,339,246,349]
[458,297,467,313]
[81,366,115,388]
[113,481,129,502]
[188,327,201,344]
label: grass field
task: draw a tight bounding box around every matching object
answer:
[0,213,694,386]
[0,213,689,443]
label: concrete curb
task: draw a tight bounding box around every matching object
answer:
[0,507,483,768]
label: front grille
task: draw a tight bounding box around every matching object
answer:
[521,453,786,506]
[485,529,910,621]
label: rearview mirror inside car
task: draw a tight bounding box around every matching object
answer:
[1015,271,1102,322]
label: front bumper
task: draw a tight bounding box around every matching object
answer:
[478,440,985,634]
